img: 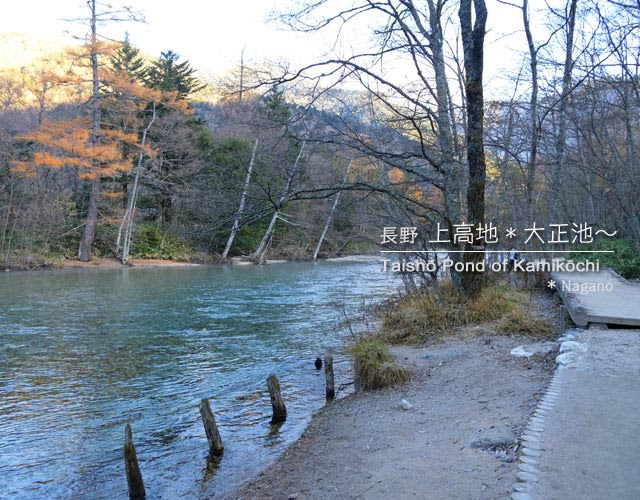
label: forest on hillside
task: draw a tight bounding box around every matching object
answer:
[1,0,639,288]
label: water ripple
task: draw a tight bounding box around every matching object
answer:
[0,260,396,499]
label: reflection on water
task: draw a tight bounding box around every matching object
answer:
[0,258,396,499]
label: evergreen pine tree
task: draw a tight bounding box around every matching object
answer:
[145,50,204,99]
[263,86,291,124]
[110,34,147,82]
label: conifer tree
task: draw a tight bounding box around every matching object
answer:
[110,34,147,83]
[146,50,204,99]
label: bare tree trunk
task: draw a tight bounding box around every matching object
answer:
[251,142,305,261]
[77,0,101,262]
[1,179,15,256]
[522,0,539,223]
[312,159,352,260]
[552,0,578,221]
[222,139,258,258]
[117,103,157,264]
[424,0,463,226]
[459,0,488,297]
[239,48,245,102]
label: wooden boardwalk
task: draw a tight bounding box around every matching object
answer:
[551,269,640,327]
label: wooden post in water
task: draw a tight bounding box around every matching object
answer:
[267,374,287,423]
[124,424,145,500]
[325,355,335,400]
[560,305,567,335]
[199,398,224,455]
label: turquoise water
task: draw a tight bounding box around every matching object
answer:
[0,259,396,499]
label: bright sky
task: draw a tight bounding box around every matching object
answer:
[0,0,551,96]
[0,0,325,76]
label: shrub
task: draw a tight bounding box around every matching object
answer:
[130,223,192,260]
[349,337,411,390]
[498,307,553,337]
[380,282,524,343]
[571,238,640,279]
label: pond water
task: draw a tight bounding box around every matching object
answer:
[0,258,397,499]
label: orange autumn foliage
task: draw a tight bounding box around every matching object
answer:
[388,167,404,184]
[12,117,150,179]
[12,41,190,183]
[388,166,426,203]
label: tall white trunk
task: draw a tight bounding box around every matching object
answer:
[313,159,352,260]
[117,102,156,263]
[222,139,258,258]
[251,141,305,261]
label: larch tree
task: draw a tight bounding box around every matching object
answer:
[30,0,144,261]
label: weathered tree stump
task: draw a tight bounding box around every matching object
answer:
[314,357,322,369]
[325,355,335,400]
[199,398,224,455]
[267,374,287,423]
[124,423,145,500]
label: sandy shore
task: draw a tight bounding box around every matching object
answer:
[233,294,560,500]
[61,257,201,269]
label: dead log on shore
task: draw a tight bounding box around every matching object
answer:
[267,374,287,423]
[124,423,145,500]
[200,398,224,455]
[325,355,335,400]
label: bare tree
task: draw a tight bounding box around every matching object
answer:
[313,158,352,260]
[222,138,258,258]
[251,141,306,262]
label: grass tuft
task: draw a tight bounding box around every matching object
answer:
[380,282,525,343]
[349,337,411,390]
[498,306,553,337]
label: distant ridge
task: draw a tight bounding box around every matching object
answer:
[0,32,73,70]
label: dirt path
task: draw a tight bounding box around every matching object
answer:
[234,330,558,500]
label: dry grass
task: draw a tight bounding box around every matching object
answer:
[349,337,411,390]
[379,282,526,343]
[498,306,553,337]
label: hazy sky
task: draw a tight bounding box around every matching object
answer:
[1,1,325,75]
[1,0,548,95]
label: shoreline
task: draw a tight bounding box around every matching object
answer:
[0,257,203,272]
[1,254,381,273]
[233,291,560,499]
[234,333,559,500]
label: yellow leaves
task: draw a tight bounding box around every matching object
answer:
[102,69,191,115]
[34,152,80,169]
[101,191,124,200]
[388,168,405,184]
[486,155,500,181]
[12,116,150,179]
[389,166,427,204]
[10,161,37,177]
[138,142,156,159]
[409,185,425,202]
